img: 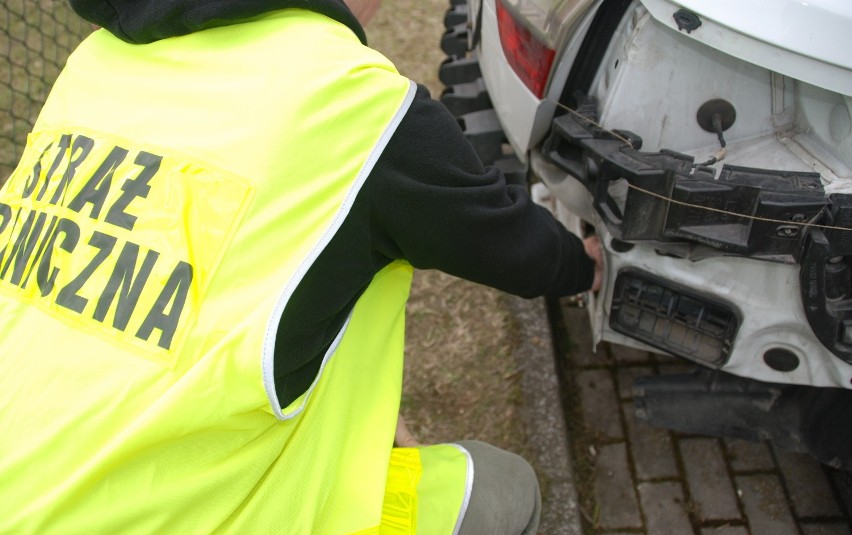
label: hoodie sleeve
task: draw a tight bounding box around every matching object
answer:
[366,84,595,298]
[275,84,595,403]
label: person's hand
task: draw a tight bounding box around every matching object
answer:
[394,415,420,448]
[583,236,603,293]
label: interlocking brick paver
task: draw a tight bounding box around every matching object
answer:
[616,365,653,401]
[637,481,693,535]
[553,300,852,535]
[800,522,852,534]
[594,443,643,530]
[700,526,749,535]
[681,438,742,522]
[775,449,843,518]
[724,438,776,472]
[736,474,799,535]
[622,401,678,480]
[656,362,700,377]
[577,369,623,440]
[561,306,601,367]
[611,343,654,364]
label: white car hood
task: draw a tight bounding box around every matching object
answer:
[641,0,852,95]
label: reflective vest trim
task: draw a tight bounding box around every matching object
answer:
[450,444,474,535]
[262,80,418,419]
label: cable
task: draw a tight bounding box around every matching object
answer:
[695,112,728,167]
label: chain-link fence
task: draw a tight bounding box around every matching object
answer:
[1,0,90,180]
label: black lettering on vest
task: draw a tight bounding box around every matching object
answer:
[0,209,49,286]
[36,134,71,202]
[93,241,159,330]
[105,151,159,231]
[136,261,192,349]
[0,207,21,273]
[37,218,80,297]
[40,134,94,203]
[0,202,12,236]
[0,203,11,269]
[22,142,55,199]
[20,215,59,289]
[56,231,116,313]
[67,143,125,218]
[54,135,95,204]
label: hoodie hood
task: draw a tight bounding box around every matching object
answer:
[68,0,367,45]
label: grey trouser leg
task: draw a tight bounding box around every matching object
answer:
[455,440,541,535]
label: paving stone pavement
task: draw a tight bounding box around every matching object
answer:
[549,301,852,535]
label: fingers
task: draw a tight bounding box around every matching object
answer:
[394,415,420,448]
[582,236,604,293]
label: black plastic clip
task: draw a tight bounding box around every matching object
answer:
[673,9,702,33]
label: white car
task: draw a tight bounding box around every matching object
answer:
[439,0,852,468]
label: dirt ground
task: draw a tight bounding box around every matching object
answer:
[367,3,535,458]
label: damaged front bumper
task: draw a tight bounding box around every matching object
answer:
[534,101,852,387]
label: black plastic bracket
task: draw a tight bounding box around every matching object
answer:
[635,367,852,470]
[611,268,739,366]
[542,97,830,263]
[801,195,852,364]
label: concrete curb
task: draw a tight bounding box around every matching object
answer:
[506,295,583,535]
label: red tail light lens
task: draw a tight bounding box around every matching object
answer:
[495,0,556,98]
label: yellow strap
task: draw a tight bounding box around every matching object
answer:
[378,448,422,534]
[374,444,471,535]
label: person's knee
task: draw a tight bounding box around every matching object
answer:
[455,440,541,535]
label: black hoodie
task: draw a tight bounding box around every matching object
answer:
[66,0,595,405]
[70,0,368,45]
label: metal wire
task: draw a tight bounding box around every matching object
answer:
[1,1,91,180]
[546,98,852,233]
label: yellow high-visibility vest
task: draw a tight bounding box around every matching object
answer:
[0,9,468,534]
